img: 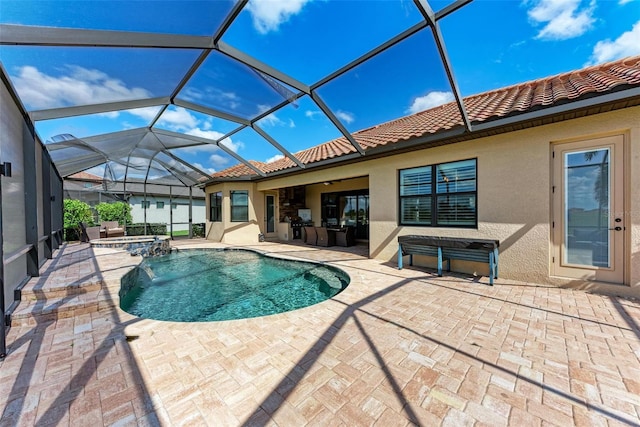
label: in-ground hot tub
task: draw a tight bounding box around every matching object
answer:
[90,235,171,257]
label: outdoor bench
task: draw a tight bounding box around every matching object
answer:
[398,235,499,285]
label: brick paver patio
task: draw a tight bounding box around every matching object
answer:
[1,240,639,426]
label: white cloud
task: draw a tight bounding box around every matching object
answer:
[98,111,120,119]
[585,20,640,65]
[526,0,595,40]
[219,137,244,153]
[407,91,454,114]
[256,104,296,128]
[11,65,151,110]
[265,154,284,163]
[156,107,198,130]
[619,0,634,4]
[193,162,216,174]
[305,110,323,119]
[260,113,285,127]
[246,0,311,34]
[185,128,225,141]
[335,110,355,124]
[209,154,230,169]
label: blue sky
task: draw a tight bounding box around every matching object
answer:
[1,0,639,176]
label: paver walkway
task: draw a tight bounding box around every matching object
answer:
[1,240,639,426]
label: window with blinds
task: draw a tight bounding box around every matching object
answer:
[230,190,249,222]
[399,159,477,227]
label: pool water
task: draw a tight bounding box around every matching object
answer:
[119,249,350,322]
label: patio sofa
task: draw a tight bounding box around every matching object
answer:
[101,221,125,238]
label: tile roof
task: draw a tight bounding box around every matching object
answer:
[213,55,640,179]
[212,160,266,179]
[68,171,102,181]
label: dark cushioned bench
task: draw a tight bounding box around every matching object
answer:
[398,235,499,285]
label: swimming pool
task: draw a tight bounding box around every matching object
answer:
[119,248,350,322]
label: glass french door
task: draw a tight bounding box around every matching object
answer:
[265,194,276,235]
[552,135,624,283]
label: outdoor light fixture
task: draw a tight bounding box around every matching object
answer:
[0,162,12,177]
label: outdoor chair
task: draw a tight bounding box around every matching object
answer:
[79,222,101,242]
[304,226,317,245]
[101,221,125,238]
[335,227,355,247]
[316,227,335,247]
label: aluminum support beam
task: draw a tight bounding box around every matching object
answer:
[189,187,193,239]
[0,24,214,49]
[251,124,305,169]
[311,21,428,90]
[172,99,251,126]
[435,0,474,21]
[430,23,472,131]
[413,0,436,24]
[41,156,53,259]
[143,183,148,235]
[217,41,310,94]
[413,0,472,132]
[150,131,212,181]
[160,151,211,182]
[169,186,173,239]
[152,129,266,177]
[213,0,248,44]
[0,171,6,359]
[30,97,170,121]
[310,93,365,155]
[23,121,40,276]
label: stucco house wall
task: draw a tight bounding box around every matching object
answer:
[205,182,261,244]
[129,196,205,232]
[205,106,640,297]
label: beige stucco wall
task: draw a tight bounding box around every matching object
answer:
[205,106,640,297]
[204,182,261,244]
[305,177,369,226]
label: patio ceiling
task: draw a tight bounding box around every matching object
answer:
[0,0,472,187]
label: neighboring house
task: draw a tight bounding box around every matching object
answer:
[204,56,640,298]
[64,173,205,232]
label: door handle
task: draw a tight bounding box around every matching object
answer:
[609,226,622,231]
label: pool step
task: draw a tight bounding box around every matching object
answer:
[8,242,140,327]
[20,279,103,301]
[10,288,119,327]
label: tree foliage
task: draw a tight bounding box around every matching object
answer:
[63,199,94,230]
[95,201,132,225]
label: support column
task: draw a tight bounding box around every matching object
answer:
[0,172,6,358]
[169,186,173,239]
[23,126,39,276]
[189,186,193,239]
[41,157,52,259]
[143,182,147,235]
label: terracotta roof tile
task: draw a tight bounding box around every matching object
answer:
[68,171,102,181]
[211,160,266,178]
[212,55,640,179]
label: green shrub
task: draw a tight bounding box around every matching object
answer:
[64,199,93,241]
[126,223,167,236]
[95,201,132,225]
[192,223,205,238]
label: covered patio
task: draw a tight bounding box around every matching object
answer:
[1,240,639,425]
